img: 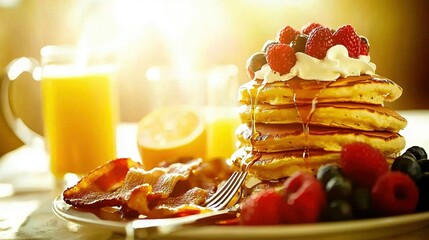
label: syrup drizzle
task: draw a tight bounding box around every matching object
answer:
[240,77,333,173]
[286,79,332,168]
[241,80,265,172]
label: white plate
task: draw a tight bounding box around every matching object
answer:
[53,196,429,240]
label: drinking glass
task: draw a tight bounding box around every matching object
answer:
[1,45,118,188]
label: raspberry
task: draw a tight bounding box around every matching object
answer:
[239,188,282,225]
[278,25,300,44]
[372,172,419,216]
[340,142,388,189]
[305,26,334,59]
[266,43,297,75]
[332,25,361,58]
[302,23,322,35]
[359,37,369,56]
[280,172,326,224]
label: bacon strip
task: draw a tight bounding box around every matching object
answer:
[63,158,140,207]
[63,157,233,219]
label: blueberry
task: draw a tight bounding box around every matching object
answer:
[317,164,343,186]
[402,151,417,161]
[291,34,308,53]
[391,155,422,182]
[417,173,429,211]
[417,159,429,173]
[262,40,278,53]
[325,176,353,200]
[323,200,353,221]
[405,146,427,160]
[247,52,267,72]
[351,187,372,218]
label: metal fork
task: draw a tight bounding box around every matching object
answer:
[126,171,248,239]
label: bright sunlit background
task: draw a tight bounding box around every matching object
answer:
[1,0,428,155]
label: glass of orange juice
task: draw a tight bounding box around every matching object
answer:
[205,65,240,160]
[2,45,118,188]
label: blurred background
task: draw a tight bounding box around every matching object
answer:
[1,0,428,156]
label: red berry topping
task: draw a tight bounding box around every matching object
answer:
[266,43,297,75]
[340,142,388,189]
[372,172,419,216]
[359,37,369,56]
[278,25,300,44]
[332,25,361,58]
[302,23,322,35]
[305,26,334,59]
[240,188,282,225]
[280,172,326,224]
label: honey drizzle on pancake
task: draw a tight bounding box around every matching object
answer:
[241,81,264,171]
[285,79,333,168]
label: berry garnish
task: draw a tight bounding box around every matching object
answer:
[291,34,308,53]
[325,175,353,201]
[359,37,369,56]
[262,40,278,53]
[316,164,343,186]
[280,172,326,224]
[240,188,282,225]
[266,43,297,75]
[332,25,361,58]
[351,187,372,218]
[417,159,429,173]
[405,146,428,160]
[372,172,419,216]
[340,142,388,189]
[323,199,353,221]
[417,173,429,211]
[278,25,300,45]
[302,22,323,35]
[305,26,334,59]
[391,155,422,182]
[246,52,267,79]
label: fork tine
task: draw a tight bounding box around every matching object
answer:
[204,171,248,210]
[204,172,240,205]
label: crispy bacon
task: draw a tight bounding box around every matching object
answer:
[148,187,209,218]
[63,157,233,219]
[63,158,140,207]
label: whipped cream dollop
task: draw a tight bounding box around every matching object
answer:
[255,45,376,83]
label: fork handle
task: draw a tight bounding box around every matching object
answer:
[126,209,236,239]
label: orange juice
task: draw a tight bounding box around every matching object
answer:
[205,107,240,159]
[41,73,117,177]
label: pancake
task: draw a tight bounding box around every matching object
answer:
[231,147,340,180]
[239,75,403,106]
[231,147,395,180]
[239,102,407,132]
[236,123,405,155]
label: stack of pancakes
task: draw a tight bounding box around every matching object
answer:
[231,75,407,180]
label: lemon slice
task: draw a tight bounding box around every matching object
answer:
[137,106,206,169]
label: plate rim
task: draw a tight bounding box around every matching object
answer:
[52,195,429,239]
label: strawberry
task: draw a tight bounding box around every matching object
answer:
[240,188,282,225]
[340,142,388,189]
[360,37,369,56]
[332,25,361,58]
[266,43,297,75]
[305,26,334,59]
[280,172,326,224]
[302,23,322,35]
[278,25,300,44]
[372,172,419,216]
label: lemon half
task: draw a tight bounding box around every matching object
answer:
[137,106,206,169]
